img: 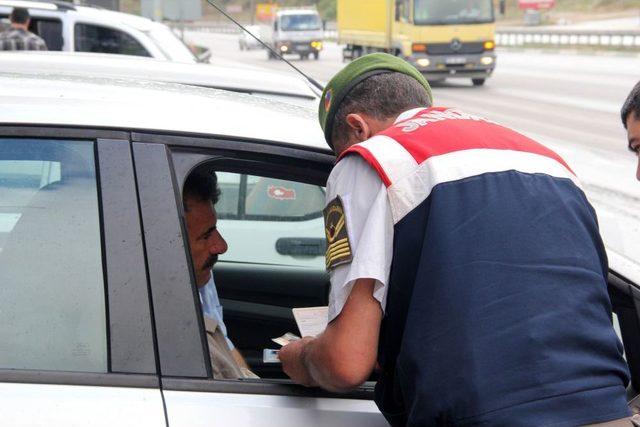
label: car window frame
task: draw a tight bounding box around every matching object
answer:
[608,271,640,396]
[0,13,63,50]
[211,167,327,222]
[30,15,63,50]
[0,126,158,388]
[73,21,152,57]
[133,131,379,399]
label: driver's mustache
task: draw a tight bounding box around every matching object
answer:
[203,255,218,270]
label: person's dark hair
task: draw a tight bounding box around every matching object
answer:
[331,72,432,147]
[183,171,220,212]
[10,7,30,25]
[621,80,640,129]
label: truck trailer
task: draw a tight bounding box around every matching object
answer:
[338,0,496,86]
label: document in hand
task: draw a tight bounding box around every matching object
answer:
[292,306,328,337]
[272,332,300,347]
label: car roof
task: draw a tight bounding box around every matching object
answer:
[0,70,329,151]
[0,0,73,12]
[0,52,321,101]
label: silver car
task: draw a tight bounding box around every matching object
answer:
[0,57,639,426]
[239,25,264,51]
[0,61,388,426]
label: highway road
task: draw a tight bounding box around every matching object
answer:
[190,31,640,267]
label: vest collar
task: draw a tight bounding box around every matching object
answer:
[394,107,429,124]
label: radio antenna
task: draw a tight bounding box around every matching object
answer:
[203,0,324,93]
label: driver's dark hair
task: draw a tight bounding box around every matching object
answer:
[331,72,432,147]
[183,171,220,212]
[621,80,640,129]
[10,7,30,25]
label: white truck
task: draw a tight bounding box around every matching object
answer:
[261,8,324,60]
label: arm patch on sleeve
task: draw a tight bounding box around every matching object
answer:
[324,196,353,270]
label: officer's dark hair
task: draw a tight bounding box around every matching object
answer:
[331,72,432,148]
[621,80,640,129]
[183,171,220,212]
[10,7,30,25]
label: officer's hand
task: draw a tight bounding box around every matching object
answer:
[279,336,318,387]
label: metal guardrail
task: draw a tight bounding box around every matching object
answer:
[179,22,241,34]
[174,22,640,49]
[172,22,338,39]
[496,28,640,48]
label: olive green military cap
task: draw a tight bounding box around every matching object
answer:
[319,52,433,148]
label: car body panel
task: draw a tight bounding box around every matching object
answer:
[0,52,320,104]
[0,73,327,149]
[0,382,166,426]
[163,390,388,427]
[608,248,640,286]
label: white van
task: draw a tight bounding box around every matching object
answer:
[262,8,324,60]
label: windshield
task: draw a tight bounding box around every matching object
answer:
[414,0,494,25]
[279,14,322,31]
[145,25,197,63]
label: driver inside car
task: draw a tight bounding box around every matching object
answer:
[183,171,258,379]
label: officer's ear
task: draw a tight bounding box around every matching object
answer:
[345,113,371,143]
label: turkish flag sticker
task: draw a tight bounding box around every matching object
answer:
[268,185,296,201]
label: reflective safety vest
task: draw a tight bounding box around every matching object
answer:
[341,107,630,427]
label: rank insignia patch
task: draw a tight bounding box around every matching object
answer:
[324,196,352,270]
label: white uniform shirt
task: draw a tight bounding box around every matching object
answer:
[325,155,394,322]
[199,274,234,350]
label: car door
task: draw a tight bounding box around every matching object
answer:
[0,130,165,426]
[608,252,640,411]
[132,132,387,426]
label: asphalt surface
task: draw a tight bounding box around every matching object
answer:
[190,31,640,269]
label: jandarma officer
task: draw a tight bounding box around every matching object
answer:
[278,53,631,426]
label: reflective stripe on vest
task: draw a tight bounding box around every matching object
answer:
[340,107,581,224]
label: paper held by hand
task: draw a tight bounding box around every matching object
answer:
[292,306,329,337]
[272,332,300,347]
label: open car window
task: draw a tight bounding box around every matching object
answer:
[182,167,327,380]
